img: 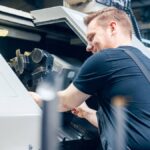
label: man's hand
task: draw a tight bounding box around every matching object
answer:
[29,91,42,107]
[71,102,91,118]
[71,102,98,127]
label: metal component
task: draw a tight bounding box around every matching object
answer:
[31,48,44,63]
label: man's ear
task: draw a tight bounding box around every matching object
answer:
[109,21,117,35]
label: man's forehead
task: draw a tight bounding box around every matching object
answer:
[87,18,99,30]
[86,21,98,36]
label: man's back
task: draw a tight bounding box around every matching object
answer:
[73,46,150,149]
[98,46,150,150]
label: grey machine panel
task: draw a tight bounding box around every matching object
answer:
[0,54,41,150]
[0,5,34,27]
[31,6,87,44]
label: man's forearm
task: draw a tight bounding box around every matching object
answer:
[57,84,91,112]
[57,90,76,112]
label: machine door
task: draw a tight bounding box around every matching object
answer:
[31,6,87,45]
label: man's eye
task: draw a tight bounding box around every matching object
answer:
[88,35,94,41]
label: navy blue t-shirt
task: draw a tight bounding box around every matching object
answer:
[73,46,150,150]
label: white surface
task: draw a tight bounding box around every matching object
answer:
[132,36,150,58]
[0,54,41,149]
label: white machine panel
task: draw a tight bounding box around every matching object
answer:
[0,54,41,150]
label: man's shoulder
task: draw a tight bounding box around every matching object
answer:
[100,46,141,57]
[87,46,139,65]
[92,47,127,58]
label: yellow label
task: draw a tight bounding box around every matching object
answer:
[0,29,8,37]
[24,51,31,56]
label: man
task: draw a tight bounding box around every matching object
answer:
[31,7,150,150]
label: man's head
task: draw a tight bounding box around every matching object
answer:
[84,7,132,53]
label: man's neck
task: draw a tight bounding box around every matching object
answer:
[114,37,132,48]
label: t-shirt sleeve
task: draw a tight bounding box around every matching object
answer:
[73,50,113,95]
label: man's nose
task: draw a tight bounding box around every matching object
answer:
[86,43,93,52]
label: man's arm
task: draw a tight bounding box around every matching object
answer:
[29,83,91,112]
[29,83,98,127]
[57,83,91,112]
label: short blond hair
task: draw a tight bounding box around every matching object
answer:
[84,7,132,38]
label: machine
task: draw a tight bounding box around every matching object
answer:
[0,4,150,150]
